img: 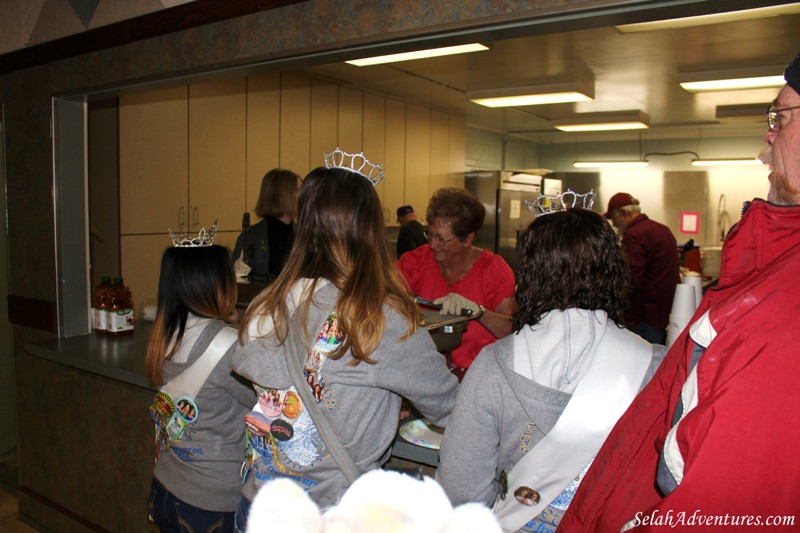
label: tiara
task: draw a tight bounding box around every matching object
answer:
[323,147,385,186]
[169,220,217,247]
[525,189,596,217]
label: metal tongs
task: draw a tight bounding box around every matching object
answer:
[413,295,474,317]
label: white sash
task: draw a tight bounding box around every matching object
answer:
[162,326,238,400]
[493,325,652,532]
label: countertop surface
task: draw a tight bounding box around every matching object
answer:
[26,323,155,390]
[25,306,469,392]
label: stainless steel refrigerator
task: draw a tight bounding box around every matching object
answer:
[465,170,547,273]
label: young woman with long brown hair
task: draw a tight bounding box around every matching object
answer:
[231,154,458,530]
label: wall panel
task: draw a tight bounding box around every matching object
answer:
[449,116,466,189]
[429,110,450,199]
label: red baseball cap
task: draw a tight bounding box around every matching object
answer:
[603,192,636,218]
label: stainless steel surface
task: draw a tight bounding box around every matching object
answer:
[466,170,541,272]
[419,306,470,355]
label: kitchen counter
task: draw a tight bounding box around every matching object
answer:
[20,325,156,532]
[19,310,462,531]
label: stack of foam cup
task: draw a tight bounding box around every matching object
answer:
[681,275,704,312]
[665,283,697,347]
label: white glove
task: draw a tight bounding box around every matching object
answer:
[234,251,252,280]
[434,293,481,317]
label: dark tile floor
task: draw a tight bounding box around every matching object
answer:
[0,449,39,532]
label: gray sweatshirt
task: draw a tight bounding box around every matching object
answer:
[230,281,458,507]
[153,317,256,512]
[436,309,666,532]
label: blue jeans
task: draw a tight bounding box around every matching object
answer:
[632,322,667,345]
[233,496,251,533]
[148,478,235,533]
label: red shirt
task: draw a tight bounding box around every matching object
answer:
[622,213,680,329]
[396,246,515,369]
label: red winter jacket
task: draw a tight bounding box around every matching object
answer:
[622,214,679,330]
[559,199,800,532]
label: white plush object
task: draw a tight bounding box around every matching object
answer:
[246,470,502,533]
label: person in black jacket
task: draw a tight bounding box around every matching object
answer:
[232,168,300,281]
[395,205,426,258]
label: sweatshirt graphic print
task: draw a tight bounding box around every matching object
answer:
[243,313,341,492]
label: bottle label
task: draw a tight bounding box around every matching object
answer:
[109,308,135,332]
[93,308,107,331]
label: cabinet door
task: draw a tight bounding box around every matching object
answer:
[384,99,406,227]
[121,234,170,317]
[189,78,247,232]
[405,104,431,218]
[246,73,281,216]
[119,87,189,234]
[362,93,387,221]
[279,73,312,176]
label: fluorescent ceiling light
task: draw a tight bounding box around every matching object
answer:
[467,80,594,107]
[691,158,764,167]
[346,43,489,66]
[679,65,784,92]
[715,103,770,124]
[616,4,800,33]
[574,161,649,168]
[552,111,650,132]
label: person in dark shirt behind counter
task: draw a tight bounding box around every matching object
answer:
[395,204,427,258]
[604,192,679,344]
[232,168,300,281]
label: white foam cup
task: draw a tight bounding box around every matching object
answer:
[670,283,696,319]
[681,276,704,311]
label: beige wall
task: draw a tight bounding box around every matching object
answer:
[118,71,466,310]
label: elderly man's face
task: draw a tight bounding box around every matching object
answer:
[763,84,800,205]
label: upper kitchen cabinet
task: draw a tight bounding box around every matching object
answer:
[119,87,189,234]
[246,73,281,215]
[189,78,247,232]
[120,79,247,236]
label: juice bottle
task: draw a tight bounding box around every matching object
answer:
[93,275,112,334]
[107,277,135,336]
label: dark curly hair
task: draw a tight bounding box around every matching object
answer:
[513,208,629,331]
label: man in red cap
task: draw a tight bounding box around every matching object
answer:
[603,192,679,344]
[558,52,800,532]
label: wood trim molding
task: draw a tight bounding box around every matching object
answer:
[0,0,307,74]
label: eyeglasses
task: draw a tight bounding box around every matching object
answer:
[766,104,800,131]
[424,230,458,247]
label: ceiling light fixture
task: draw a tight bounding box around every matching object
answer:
[715,103,771,124]
[691,158,764,167]
[615,3,800,33]
[678,65,784,93]
[345,43,489,67]
[573,160,650,168]
[467,79,594,108]
[552,111,650,132]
